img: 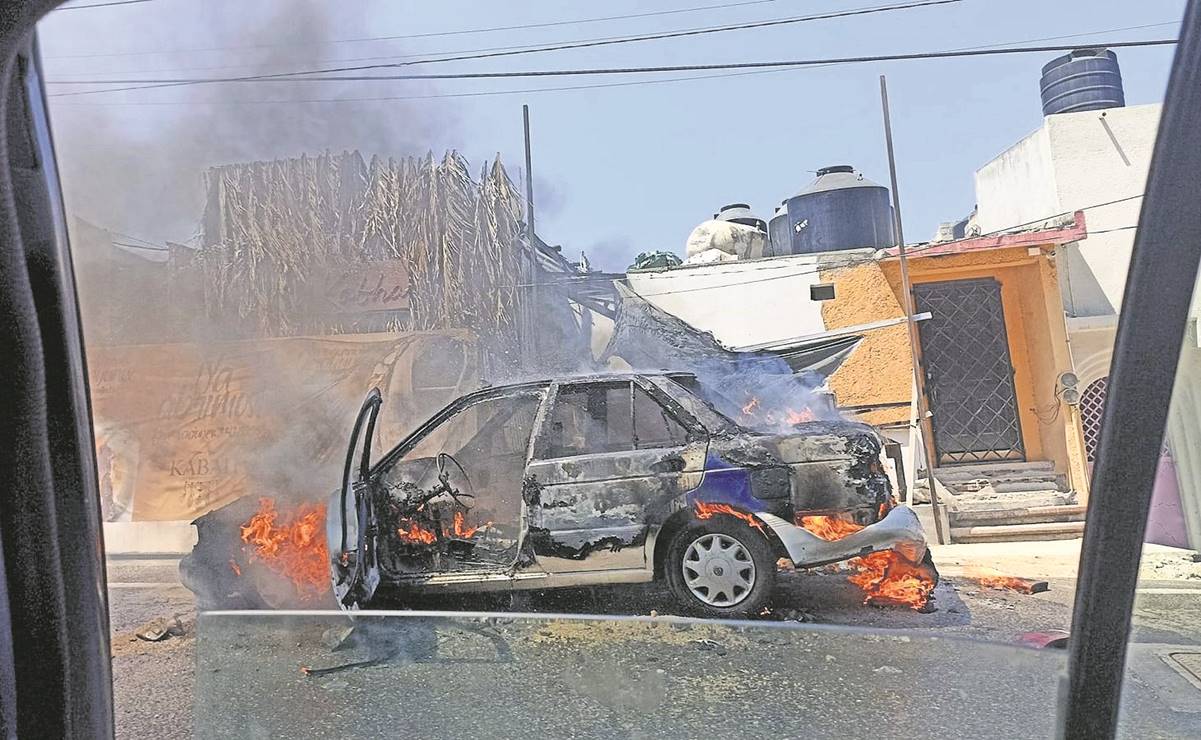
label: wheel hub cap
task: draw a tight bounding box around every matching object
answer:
[682,532,756,606]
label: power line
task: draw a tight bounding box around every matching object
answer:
[55,0,154,10]
[46,24,1182,108]
[525,197,1147,297]
[49,12,1172,81]
[47,0,965,97]
[45,0,789,59]
[47,37,1178,101]
[972,193,1144,240]
[48,19,1179,81]
[97,205,1144,292]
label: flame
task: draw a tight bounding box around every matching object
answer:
[977,574,1033,591]
[447,510,488,539]
[239,497,329,598]
[799,514,936,610]
[786,408,816,424]
[798,514,864,540]
[740,394,815,426]
[397,518,438,544]
[228,559,242,577]
[694,500,765,533]
[966,567,1048,594]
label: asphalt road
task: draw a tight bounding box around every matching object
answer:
[107,559,1201,738]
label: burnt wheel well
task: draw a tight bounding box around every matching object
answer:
[652,507,788,580]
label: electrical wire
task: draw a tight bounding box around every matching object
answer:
[47,37,1177,101]
[46,24,1182,108]
[105,214,1147,293]
[55,0,154,10]
[46,0,965,97]
[47,0,956,82]
[521,206,1146,297]
[44,0,790,59]
[49,18,1181,82]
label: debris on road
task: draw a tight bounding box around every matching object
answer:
[135,614,189,642]
[693,638,728,656]
[1015,631,1070,649]
[966,567,1050,594]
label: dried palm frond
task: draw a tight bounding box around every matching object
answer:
[194,149,529,358]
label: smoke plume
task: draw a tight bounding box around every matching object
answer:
[41,0,460,246]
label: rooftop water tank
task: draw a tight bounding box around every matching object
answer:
[714,203,767,232]
[1040,48,1125,116]
[785,165,895,254]
[768,203,789,257]
[684,219,767,263]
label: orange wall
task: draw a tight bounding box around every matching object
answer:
[822,245,1089,493]
[819,262,913,426]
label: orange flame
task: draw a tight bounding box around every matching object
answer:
[239,498,329,598]
[785,408,816,424]
[228,559,242,577]
[741,395,815,426]
[397,518,438,545]
[447,510,489,539]
[799,514,936,610]
[966,567,1048,594]
[694,501,765,533]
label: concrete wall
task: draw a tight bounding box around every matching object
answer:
[975,126,1060,232]
[975,104,1160,318]
[1162,321,1201,548]
[625,253,831,349]
[974,103,1201,545]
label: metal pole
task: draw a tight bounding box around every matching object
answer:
[523,104,536,242]
[880,75,942,535]
[522,104,540,367]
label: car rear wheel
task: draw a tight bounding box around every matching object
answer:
[666,519,775,618]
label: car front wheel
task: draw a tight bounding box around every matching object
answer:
[666,518,775,618]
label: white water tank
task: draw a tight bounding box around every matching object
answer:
[685,219,767,263]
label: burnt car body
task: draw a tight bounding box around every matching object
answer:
[330,372,928,616]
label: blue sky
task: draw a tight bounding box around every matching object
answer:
[40,0,1183,271]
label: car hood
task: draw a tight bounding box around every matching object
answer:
[712,419,884,466]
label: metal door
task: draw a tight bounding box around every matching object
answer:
[914,278,1025,464]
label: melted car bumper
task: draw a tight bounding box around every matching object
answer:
[754,505,928,568]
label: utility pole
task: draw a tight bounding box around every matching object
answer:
[880,75,943,538]
[522,104,540,367]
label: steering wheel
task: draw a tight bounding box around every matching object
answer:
[434,452,477,508]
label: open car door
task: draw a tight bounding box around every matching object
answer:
[330,389,383,608]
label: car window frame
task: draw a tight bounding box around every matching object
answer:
[370,384,549,476]
[631,377,708,448]
[531,379,636,461]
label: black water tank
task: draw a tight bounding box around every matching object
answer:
[1040,48,1124,116]
[785,165,895,254]
[768,203,789,256]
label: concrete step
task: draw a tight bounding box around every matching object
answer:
[950,489,1075,512]
[934,460,1055,481]
[950,520,1085,543]
[944,476,1063,495]
[950,504,1088,527]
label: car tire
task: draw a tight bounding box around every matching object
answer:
[665,518,776,618]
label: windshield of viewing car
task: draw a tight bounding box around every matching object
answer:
[33,0,1201,736]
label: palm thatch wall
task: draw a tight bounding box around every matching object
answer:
[195,150,533,364]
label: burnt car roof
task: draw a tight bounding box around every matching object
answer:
[469,371,697,395]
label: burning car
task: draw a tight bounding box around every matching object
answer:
[327,372,933,617]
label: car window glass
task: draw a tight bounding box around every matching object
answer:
[404,392,541,462]
[544,382,633,457]
[633,385,688,449]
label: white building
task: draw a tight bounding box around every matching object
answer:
[973,102,1200,548]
